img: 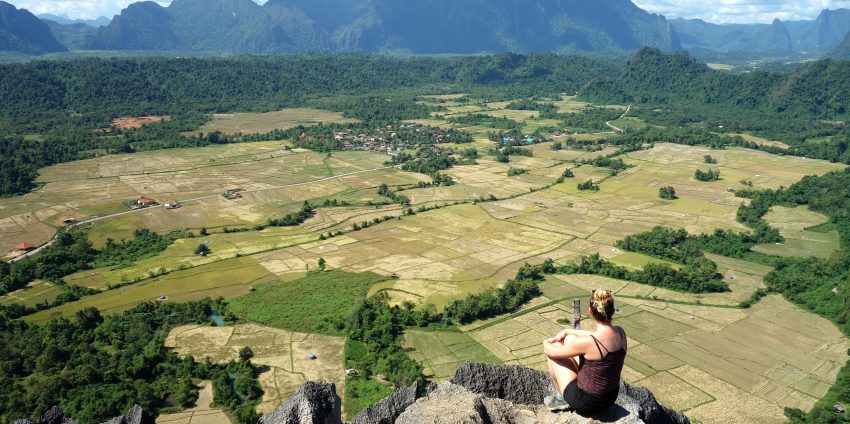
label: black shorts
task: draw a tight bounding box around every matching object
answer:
[563,380,618,415]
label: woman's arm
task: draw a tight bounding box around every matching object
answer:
[548,328,594,343]
[543,336,589,360]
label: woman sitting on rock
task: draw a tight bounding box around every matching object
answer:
[543,289,627,415]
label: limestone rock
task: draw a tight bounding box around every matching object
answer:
[259,381,342,424]
[100,405,155,424]
[395,383,517,424]
[451,361,555,405]
[350,382,418,424]
[13,406,79,424]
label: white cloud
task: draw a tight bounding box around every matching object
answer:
[633,0,850,24]
[6,0,850,23]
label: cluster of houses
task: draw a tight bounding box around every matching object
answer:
[223,189,243,200]
[131,197,158,210]
[307,124,452,154]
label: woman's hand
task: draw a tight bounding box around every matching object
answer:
[547,329,571,344]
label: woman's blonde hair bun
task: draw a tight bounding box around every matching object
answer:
[590,289,616,321]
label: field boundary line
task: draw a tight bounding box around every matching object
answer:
[12,165,397,262]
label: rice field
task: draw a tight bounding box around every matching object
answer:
[192,108,356,135]
[752,206,841,258]
[0,145,402,254]
[25,256,275,323]
[404,280,850,424]
[164,323,346,414]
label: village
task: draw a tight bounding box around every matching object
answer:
[295,123,474,155]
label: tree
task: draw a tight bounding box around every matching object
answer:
[318,257,327,271]
[704,155,718,164]
[239,346,254,362]
[195,243,211,256]
[199,227,208,236]
[659,186,677,199]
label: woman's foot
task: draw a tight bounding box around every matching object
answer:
[544,394,571,412]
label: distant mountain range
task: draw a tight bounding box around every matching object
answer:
[1,0,850,56]
[0,1,65,53]
[38,13,110,27]
[671,9,850,52]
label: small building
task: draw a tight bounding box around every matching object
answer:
[834,404,845,414]
[137,197,156,207]
[62,217,76,225]
[307,354,318,360]
[164,201,181,210]
[15,243,34,252]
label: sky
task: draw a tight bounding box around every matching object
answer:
[6,0,850,24]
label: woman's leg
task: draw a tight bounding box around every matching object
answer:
[546,335,581,394]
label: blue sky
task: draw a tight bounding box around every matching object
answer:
[8,0,850,24]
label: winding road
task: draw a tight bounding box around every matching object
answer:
[605,104,631,133]
[11,165,397,262]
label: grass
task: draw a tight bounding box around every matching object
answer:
[26,256,273,323]
[165,323,347,414]
[610,252,682,271]
[752,206,841,259]
[228,270,390,335]
[344,377,394,418]
[192,108,356,135]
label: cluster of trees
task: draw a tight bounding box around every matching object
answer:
[555,168,575,184]
[505,99,558,116]
[447,114,520,129]
[1,229,182,297]
[558,107,625,132]
[395,148,457,177]
[659,186,677,199]
[507,168,528,177]
[267,201,315,227]
[0,299,240,424]
[582,156,630,175]
[561,253,728,293]
[377,184,411,206]
[577,180,600,191]
[695,168,721,182]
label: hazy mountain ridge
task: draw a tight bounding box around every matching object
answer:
[78,0,682,53]
[0,1,66,54]
[38,14,110,27]
[672,9,850,53]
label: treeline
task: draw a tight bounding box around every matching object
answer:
[0,299,241,424]
[579,48,850,146]
[0,229,182,297]
[561,252,727,293]
[0,54,619,198]
[342,260,554,401]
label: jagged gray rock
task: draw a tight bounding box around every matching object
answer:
[619,383,689,424]
[450,362,689,424]
[350,382,418,424]
[254,362,687,424]
[396,383,516,424]
[14,405,152,424]
[13,407,79,424]
[450,361,555,405]
[99,405,154,424]
[260,381,342,424]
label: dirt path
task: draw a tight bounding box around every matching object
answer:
[156,381,231,424]
[11,166,397,262]
[605,104,631,133]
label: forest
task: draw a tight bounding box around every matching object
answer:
[2,49,850,197]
